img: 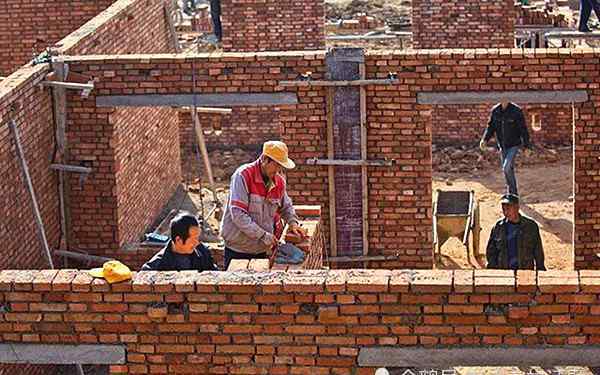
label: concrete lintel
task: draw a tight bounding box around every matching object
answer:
[358,347,600,367]
[96,93,298,107]
[417,90,588,105]
[0,344,126,364]
[545,31,600,39]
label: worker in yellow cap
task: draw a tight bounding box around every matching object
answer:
[220,141,307,269]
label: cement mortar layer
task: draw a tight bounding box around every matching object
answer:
[0,269,595,293]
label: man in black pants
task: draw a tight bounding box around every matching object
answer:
[210,0,222,41]
[579,0,600,32]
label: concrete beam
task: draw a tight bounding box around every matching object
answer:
[96,93,298,107]
[417,90,588,105]
[545,31,600,39]
[358,347,600,367]
[0,344,125,364]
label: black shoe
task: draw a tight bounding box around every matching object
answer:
[579,27,592,32]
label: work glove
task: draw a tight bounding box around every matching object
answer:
[479,140,487,152]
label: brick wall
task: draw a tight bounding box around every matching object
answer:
[1,269,599,374]
[412,0,516,49]
[0,0,115,76]
[432,103,574,146]
[61,0,179,257]
[220,0,325,52]
[65,49,600,269]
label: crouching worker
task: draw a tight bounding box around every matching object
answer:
[220,141,307,269]
[142,213,218,271]
[486,194,546,271]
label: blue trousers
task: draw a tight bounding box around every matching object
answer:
[500,146,520,196]
[579,0,600,30]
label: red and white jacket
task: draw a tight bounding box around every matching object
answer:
[220,160,298,254]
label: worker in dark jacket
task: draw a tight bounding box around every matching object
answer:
[142,213,218,271]
[480,99,531,196]
[486,194,545,271]
[210,0,222,41]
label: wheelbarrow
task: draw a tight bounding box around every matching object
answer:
[433,190,481,263]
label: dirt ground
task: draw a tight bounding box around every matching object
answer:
[433,146,573,270]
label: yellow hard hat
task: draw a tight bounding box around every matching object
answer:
[262,141,295,169]
[89,260,132,284]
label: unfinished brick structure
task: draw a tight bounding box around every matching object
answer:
[0,0,180,267]
[412,0,516,49]
[0,0,116,76]
[220,0,325,52]
[1,268,600,374]
[56,48,597,269]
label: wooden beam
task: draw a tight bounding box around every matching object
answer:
[50,164,92,174]
[326,33,411,41]
[359,62,369,260]
[417,90,588,105]
[545,30,600,39]
[8,119,54,268]
[306,158,394,167]
[191,107,232,114]
[279,79,398,87]
[192,108,218,204]
[0,344,125,364]
[358,347,600,367]
[41,81,94,90]
[326,87,337,258]
[96,93,299,107]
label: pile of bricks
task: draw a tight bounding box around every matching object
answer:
[326,14,384,32]
[220,0,325,51]
[275,205,324,271]
[412,0,516,48]
[516,3,569,27]
[1,269,600,374]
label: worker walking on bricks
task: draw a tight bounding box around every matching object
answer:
[479,97,532,196]
[220,141,307,269]
[486,194,546,270]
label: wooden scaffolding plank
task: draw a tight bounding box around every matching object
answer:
[326,87,337,257]
[359,63,369,258]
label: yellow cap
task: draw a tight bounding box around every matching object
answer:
[89,260,132,284]
[262,141,295,169]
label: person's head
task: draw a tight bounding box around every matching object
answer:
[170,213,200,254]
[500,194,520,223]
[259,141,295,181]
[500,95,510,108]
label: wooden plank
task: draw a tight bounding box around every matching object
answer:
[327,47,364,257]
[8,119,54,269]
[306,158,394,166]
[359,62,369,259]
[41,81,94,90]
[326,87,337,258]
[279,79,398,87]
[192,109,215,187]
[358,347,600,367]
[0,344,125,364]
[326,33,411,41]
[194,107,232,114]
[417,90,588,105]
[545,30,600,39]
[96,93,299,107]
[50,164,92,174]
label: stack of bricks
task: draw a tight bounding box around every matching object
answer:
[515,2,569,27]
[412,0,516,48]
[191,5,212,33]
[219,0,325,52]
[225,205,324,271]
[1,269,600,374]
[326,14,384,31]
[432,103,574,146]
[0,0,115,76]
